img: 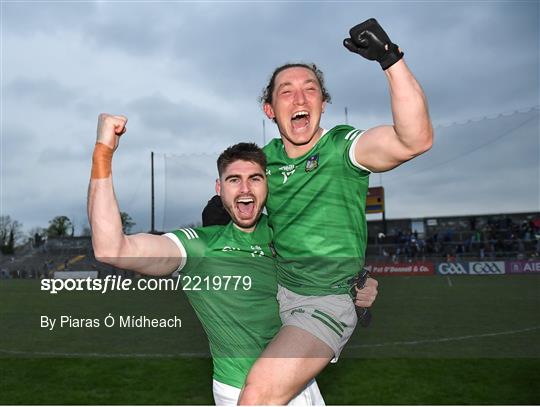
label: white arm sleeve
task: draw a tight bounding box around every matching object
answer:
[163,232,188,273]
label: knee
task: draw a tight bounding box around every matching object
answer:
[238,382,288,406]
[238,383,268,405]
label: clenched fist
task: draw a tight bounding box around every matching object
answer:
[343,18,403,70]
[96,113,127,151]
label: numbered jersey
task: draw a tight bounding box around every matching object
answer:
[264,125,371,296]
[164,215,280,389]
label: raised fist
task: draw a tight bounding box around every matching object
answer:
[96,113,127,151]
[343,18,404,70]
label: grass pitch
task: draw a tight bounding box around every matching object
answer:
[1,275,539,404]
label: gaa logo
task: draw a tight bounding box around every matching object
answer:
[469,262,504,275]
[438,263,467,275]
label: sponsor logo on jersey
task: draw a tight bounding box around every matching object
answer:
[279,164,296,184]
[222,246,241,252]
[469,261,505,275]
[437,262,467,275]
[305,153,319,172]
[250,245,265,257]
[265,169,272,176]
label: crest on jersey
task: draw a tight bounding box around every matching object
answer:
[305,154,319,172]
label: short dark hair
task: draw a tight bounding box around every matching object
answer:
[217,142,267,177]
[260,63,332,106]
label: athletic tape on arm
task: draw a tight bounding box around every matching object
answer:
[91,143,114,179]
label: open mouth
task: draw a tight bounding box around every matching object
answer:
[235,197,255,217]
[291,110,310,130]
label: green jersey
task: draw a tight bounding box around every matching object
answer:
[264,125,370,296]
[165,215,281,388]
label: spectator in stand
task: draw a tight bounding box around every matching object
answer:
[516,239,525,260]
[469,217,476,232]
[409,235,418,260]
[445,245,455,262]
[464,235,472,254]
[434,240,442,257]
[417,237,426,260]
[455,243,463,260]
[521,221,531,241]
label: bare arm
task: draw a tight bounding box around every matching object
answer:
[87,113,181,276]
[343,19,433,173]
[355,59,433,172]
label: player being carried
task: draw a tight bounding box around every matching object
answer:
[87,117,378,405]
[238,18,433,404]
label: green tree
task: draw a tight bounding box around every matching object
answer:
[0,215,23,254]
[47,216,74,237]
[120,212,135,234]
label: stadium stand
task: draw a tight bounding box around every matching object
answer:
[1,211,538,279]
[0,236,130,279]
[367,211,540,262]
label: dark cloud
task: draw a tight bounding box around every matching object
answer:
[380,108,539,217]
[5,77,79,108]
[2,1,538,233]
[126,93,209,138]
[3,2,98,35]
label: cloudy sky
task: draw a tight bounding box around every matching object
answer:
[2,0,539,235]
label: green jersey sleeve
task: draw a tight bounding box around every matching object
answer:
[164,226,222,274]
[327,125,371,176]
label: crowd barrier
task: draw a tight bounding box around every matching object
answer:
[364,260,540,275]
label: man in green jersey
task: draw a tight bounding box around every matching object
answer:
[88,114,378,404]
[239,19,433,405]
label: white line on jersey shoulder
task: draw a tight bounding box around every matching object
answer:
[348,130,371,173]
[163,233,187,272]
[180,228,199,240]
[344,128,360,140]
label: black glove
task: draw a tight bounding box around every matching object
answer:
[343,18,404,70]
